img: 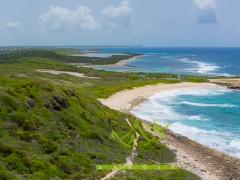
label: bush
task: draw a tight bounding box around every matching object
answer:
[9,111,27,126]
[20,131,34,141]
[0,163,18,180]
[0,95,17,108]
[3,153,29,174]
[0,142,15,156]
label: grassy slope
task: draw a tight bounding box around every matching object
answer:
[0,50,201,179]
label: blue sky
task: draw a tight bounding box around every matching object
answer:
[0,0,240,47]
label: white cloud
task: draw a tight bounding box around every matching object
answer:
[101,0,133,28]
[102,0,132,18]
[193,0,216,10]
[5,22,22,30]
[193,0,217,23]
[38,6,101,32]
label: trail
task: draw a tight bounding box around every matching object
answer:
[101,118,139,180]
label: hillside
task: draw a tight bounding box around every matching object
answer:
[0,49,202,179]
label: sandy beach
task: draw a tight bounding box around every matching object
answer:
[99,82,218,111]
[83,54,146,68]
[99,82,240,180]
[114,54,147,66]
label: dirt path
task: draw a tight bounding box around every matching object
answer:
[101,118,139,180]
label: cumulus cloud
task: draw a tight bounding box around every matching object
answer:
[5,22,22,30]
[193,0,217,23]
[38,6,101,32]
[101,0,133,28]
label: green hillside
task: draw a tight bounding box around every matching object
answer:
[0,49,201,179]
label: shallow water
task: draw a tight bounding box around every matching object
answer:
[131,87,240,158]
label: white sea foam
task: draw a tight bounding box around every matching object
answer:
[150,87,230,101]
[180,101,238,108]
[216,73,235,77]
[230,140,240,150]
[169,122,240,158]
[132,87,232,122]
[131,87,240,158]
[174,57,235,76]
[131,99,183,122]
[188,115,208,121]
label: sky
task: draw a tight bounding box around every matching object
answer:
[0,0,240,47]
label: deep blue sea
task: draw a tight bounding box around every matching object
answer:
[79,47,240,158]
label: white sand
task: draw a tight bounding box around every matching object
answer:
[84,55,146,67]
[114,55,146,66]
[36,69,100,79]
[99,82,218,111]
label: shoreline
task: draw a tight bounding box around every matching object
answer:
[99,82,218,111]
[99,82,240,179]
[83,54,146,67]
[114,54,146,66]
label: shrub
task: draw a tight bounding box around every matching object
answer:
[20,131,34,141]
[3,153,29,174]
[0,95,17,109]
[9,111,27,126]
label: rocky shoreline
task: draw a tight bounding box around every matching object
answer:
[140,119,240,180]
[208,78,240,90]
[165,129,240,180]
[228,82,240,90]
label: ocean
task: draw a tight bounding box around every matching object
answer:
[131,87,240,158]
[80,47,240,158]
[1,46,240,158]
[94,47,240,76]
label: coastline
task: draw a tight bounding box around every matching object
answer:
[83,54,146,67]
[114,54,146,66]
[99,82,240,179]
[99,82,218,111]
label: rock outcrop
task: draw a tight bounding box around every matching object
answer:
[228,82,240,90]
[43,93,69,111]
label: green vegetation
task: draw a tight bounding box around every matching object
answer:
[0,49,140,65]
[0,49,203,179]
[109,169,200,180]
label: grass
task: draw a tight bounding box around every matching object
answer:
[0,48,205,179]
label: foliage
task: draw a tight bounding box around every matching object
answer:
[0,49,140,65]
[109,169,200,180]
[0,48,203,179]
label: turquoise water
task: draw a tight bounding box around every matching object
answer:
[131,87,240,158]
[76,46,240,158]
[85,65,140,72]
[69,53,128,58]
[96,47,240,77]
